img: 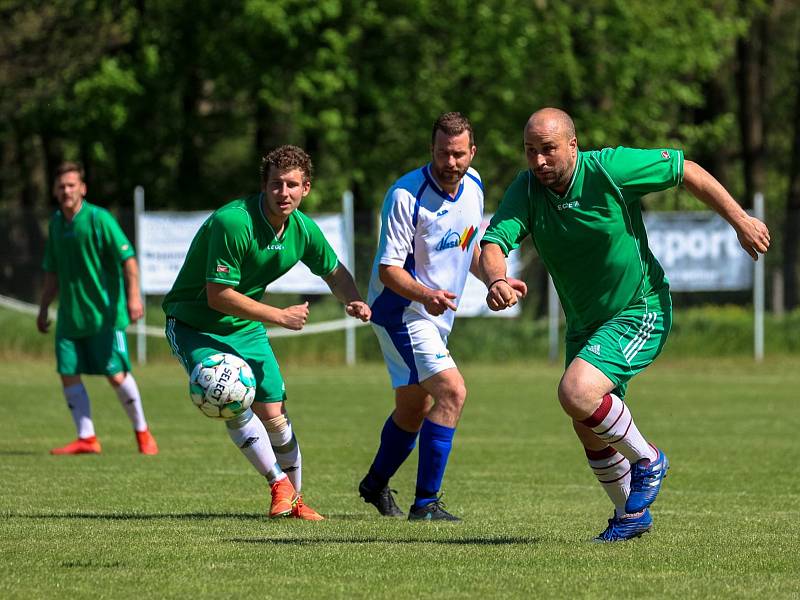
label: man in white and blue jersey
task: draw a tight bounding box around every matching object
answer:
[358,113,527,521]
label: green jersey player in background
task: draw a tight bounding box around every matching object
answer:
[480,108,770,541]
[163,145,371,521]
[38,161,159,456]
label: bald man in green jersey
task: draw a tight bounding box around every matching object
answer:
[38,162,159,456]
[163,145,370,521]
[480,108,770,542]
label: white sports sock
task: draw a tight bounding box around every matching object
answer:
[114,373,148,432]
[586,447,631,517]
[582,393,657,463]
[264,415,302,492]
[63,383,95,439]
[225,409,285,484]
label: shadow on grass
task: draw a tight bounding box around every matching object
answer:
[227,536,540,545]
[7,512,265,521]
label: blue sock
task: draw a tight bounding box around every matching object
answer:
[414,419,456,508]
[364,415,418,490]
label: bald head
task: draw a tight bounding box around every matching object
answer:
[525,108,576,141]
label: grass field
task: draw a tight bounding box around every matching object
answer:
[1,358,798,599]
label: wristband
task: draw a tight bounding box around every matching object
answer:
[488,278,508,290]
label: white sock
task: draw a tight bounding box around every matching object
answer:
[581,393,657,463]
[114,373,148,432]
[63,383,95,438]
[264,415,302,492]
[225,409,285,484]
[586,447,631,517]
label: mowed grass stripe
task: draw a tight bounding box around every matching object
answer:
[0,359,798,599]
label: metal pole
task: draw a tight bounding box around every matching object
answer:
[343,190,356,366]
[548,274,559,363]
[754,192,765,362]
[134,186,147,365]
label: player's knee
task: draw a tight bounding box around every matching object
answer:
[438,381,466,414]
[557,376,587,417]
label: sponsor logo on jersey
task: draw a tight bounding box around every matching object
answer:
[216,264,230,273]
[434,225,478,252]
[661,150,670,160]
[121,244,129,251]
[436,209,449,217]
[266,243,284,250]
[587,344,601,355]
[556,201,579,211]
[435,352,449,359]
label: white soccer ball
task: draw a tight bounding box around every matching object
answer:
[189,353,256,419]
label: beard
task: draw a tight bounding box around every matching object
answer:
[534,161,572,191]
[432,164,466,186]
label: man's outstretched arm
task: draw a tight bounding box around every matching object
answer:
[683,160,770,260]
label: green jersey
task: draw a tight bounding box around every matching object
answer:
[163,194,339,335]
[483,147,683,334]
[43,201,135,337]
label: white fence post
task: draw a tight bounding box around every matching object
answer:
[754,192,765,362]
[548,274,559,363]
[343,190,356,366]
[134,186,147,365]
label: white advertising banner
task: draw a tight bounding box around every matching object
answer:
[644,212,752,291]
[139,211,211,294]
[457,213,523,317]
[138,211,348,295]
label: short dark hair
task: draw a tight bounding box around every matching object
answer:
[431,112,474,146]
[54,161,85,182]
[260,145,314,184]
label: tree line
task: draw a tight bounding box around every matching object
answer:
[1,0,799,307]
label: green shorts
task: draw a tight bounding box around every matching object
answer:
[56,329,132,376]
[165,317,286,403]
[565,288,672,399]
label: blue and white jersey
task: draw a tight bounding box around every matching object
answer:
[368,163,484,335]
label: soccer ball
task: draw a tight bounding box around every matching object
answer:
[189,353,256,419]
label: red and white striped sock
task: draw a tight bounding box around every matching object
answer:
[586,446,630,517]
[581,393,657,464]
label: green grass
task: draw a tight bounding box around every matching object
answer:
[1,358,798,598]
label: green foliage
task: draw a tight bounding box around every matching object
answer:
[1,359,798,597]
[5,0,795,212]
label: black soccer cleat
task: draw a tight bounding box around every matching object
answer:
[407,497,461,522]
[359,476,405,517]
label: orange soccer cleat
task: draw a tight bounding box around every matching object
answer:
[269,477,296,519]
[50,436,102,455]
[291,495,324,521]
[136,429,159,455]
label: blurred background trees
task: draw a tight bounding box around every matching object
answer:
[1,0,798,307]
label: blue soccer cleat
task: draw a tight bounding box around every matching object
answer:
[593,509,653,542]
[626,449,670,514]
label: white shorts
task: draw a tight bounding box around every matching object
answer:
[371,316,457,388]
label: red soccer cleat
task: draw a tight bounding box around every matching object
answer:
[291,494,324,521]
[269,477,296,519]
[136,429,159,455]
[50,436,102,455]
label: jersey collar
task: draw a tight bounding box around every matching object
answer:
[423,164,464,202]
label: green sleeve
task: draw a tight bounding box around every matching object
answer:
[205,207,251,286]
[481,171,532,256]
[97,209,135,262]
[298,213,339,278]
[594,146,684,199]
[42,219,56,272]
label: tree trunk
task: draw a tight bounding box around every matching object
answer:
[783,43,800,310]
[736,5,770,209]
